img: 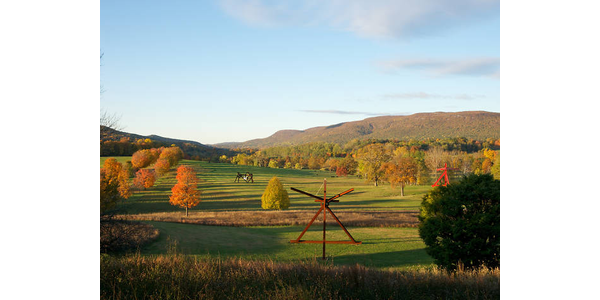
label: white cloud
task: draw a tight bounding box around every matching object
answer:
[378,57,499,78]
[218,0,499,39]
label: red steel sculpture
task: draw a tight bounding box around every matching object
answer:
[290,179,361,260]
[431,163,458,187]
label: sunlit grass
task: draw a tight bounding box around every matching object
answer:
[141,222,433,270]
[103,158,431,214]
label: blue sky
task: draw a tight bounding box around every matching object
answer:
[100,0,499,144]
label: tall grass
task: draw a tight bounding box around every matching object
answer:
[101,253,499,300]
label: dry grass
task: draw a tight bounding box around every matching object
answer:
[117,209,420,227]
[101,253,500,299]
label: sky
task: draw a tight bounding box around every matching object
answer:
[100,0,499,144]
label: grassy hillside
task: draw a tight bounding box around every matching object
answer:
[216,111,499,149]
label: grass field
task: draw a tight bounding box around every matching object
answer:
[142,222,433,270]
[103,157,430,214]
[102,157,437,269]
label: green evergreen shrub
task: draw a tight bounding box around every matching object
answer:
[419,174,500,270]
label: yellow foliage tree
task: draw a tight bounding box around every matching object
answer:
[261,177,290,210]
[380,157,418,197]
[100,158,131,214]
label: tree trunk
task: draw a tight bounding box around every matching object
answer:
[400,183,405,197]
[186,207,188,217]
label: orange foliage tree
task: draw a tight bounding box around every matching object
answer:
[380,157,418,196]
[169,165,201,216]
[154,158,171,176]
[100,158,131,214]
[160,146,184,166]
[133,169,157,190]
[131,149,153,169]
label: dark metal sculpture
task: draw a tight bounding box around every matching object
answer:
[234,172,254,183]
[290,179,361,260]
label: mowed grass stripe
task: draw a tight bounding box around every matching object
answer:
[142,222,434,270]
[102,158,431,214]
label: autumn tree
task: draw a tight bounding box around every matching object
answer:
[425,146,448,176]
[380,157,418,196]
[160,146,184,166]
[100,158,131,214]
[133,169,157,190]
[261,177,290,210]
[356,143,391,186]
[131,149,153,169]
[491,152,500,180]
[154,158,171,176]
[169,165,201,216]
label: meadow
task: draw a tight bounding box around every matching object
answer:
[101,157,500,299]
[103,158,435,269]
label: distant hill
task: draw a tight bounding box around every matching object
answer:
[101,126,232,158]
[214,111,499,149]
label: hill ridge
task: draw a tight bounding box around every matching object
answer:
[214,111,499,149]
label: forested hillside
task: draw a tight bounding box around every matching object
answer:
[215,111,499,149]
[100,126,232,159]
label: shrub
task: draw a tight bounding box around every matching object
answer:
[100,218,159,253]
[261,177,290,210]
[419,174,500,271]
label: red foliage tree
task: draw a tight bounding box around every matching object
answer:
[169,165,201,216]
[133,169,157,190]
[336,165,349,177]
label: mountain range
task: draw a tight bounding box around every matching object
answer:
[214,111,499,149]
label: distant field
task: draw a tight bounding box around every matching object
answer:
[102,158,430,214]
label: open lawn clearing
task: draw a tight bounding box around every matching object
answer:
[103,158,431,214]
[142,222,434,270]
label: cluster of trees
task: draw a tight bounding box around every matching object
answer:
[100,146,184,215]
[224,139,500,190]
[100,135,169,157]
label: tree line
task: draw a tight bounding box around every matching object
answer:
[223,138,500,192]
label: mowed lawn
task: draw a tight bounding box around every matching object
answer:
[142,221,434,270]
[102,157,435,269]
[102,158,431,214]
